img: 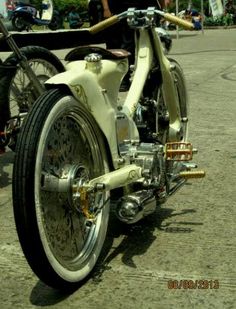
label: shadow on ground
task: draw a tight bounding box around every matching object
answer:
[91,206,201,282]
[0,151,14,188]
[30,281,71,306]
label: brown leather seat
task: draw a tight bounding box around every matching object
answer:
[65,45,130,62]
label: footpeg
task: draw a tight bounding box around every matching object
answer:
[179,170,205,179]
[165,142,193,161]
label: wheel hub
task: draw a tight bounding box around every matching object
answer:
[41,165,95,214]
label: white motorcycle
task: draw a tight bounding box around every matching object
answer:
[12,8,204,290]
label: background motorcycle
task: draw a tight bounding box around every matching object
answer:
[0,13,65,153]
[11,0,62,31]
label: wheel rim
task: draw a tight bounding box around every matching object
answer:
[156,88,169,144]
[173,69,188,142]
[14,16,27,30]
[35,96,109,281]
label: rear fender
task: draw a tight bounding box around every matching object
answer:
[45,61,120,168]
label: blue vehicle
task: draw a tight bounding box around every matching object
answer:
[11,0,62,31]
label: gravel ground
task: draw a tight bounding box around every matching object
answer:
[0,29,236,309]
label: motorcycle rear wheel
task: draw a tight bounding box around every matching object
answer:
[0,46,64,150]
[13,89,110,290]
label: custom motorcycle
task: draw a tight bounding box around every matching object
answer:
[12,8,205,290]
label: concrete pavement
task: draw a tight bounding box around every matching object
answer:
[1,28,236,309]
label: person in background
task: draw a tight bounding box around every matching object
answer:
[6,0,16,18]
[68,6,83,29]
[224,0,236,25]
[184,8,202,30]
[101,0,170,91]
[88,0,103,26]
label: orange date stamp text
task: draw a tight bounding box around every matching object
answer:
[167,279,219,289]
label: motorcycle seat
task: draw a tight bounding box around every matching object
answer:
[17,3,35,8]
[65,46,130,62]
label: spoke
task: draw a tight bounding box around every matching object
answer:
[72,214,87,252]
[30,61,40,72]
[7,59,60,119]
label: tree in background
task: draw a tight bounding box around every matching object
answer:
[53,0,88,13]
[168,0,209,16]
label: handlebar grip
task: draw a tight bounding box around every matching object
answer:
[89,15,119,34]
[163,13,195,30]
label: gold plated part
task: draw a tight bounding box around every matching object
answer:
[79,187,95,219]
[179,171,206,179]
[165,142,193,161]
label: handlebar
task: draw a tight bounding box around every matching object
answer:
[88,8,195,35]
[162,12,194,30]
[89,15,119,34]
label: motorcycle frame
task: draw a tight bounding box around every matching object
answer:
[122,26,181,140]
[45,8,189,172]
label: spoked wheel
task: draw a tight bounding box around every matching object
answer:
[158,58,189,185]
[0,46,64,150]
[138,58,188,145]
[141,58,189,192]
[168,58,188,142]
[154,58,188,144]
[13,89,110,290]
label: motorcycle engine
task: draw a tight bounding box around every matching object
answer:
[116,141,166,223]
[115,80,169,223]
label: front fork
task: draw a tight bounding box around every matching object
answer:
[0,18,44,97]
[151,27,183,141]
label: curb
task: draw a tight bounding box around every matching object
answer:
[203,25,236,29]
